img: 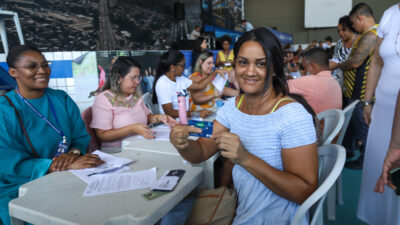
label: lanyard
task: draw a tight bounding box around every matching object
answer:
[16,87,65,139]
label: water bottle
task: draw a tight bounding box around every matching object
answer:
[178,94,188,125]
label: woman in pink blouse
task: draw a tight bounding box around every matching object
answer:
[90,57,177,147]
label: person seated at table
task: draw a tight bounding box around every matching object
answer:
[90,57,177,148]
[215,92,323,189]
[0,45,105,225]
[215,35,239,90]
[288,48,342,114]
[152,49,219,119]
[189,51,238,112]
[170,28,318,224]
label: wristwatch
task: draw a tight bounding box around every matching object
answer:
[69,149,82,156]
[362,100,374,106]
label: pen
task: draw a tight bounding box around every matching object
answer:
[87,172,101,177]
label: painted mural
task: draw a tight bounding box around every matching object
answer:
[2,0,201,51]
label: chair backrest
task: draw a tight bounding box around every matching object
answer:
[317,109,345,145]
[336,100,360,145]
[81,106,100,153]
[142,92,160,114]
[290,144,346,225]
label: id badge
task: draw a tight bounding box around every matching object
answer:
[53,139,70,157]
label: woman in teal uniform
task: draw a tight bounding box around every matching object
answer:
[0,45,105,225]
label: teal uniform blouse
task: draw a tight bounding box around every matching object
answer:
[0,88,89,225]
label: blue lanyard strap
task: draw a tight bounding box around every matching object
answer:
[16,87,65,138]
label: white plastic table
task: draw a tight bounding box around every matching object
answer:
[122,115,220,190]
[122,136,219,190]
[9,150,203,225]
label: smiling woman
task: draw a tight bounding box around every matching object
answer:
[189,51,238,111]
[90,56,177,148]
[0,45,105,225]
[170,28,318,224]
[8,49,51,98]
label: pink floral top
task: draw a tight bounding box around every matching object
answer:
[90,90,151,147]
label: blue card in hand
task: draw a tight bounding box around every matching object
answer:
[188,120,213,138]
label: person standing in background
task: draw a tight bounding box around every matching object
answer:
[141,67,155,93]
[191,37,208,71]
[189,25,201,40]
[241,19,254,32]
[330,16,358,88]
[330,3,379,168]
[375,90,400,194]
[322,36,333,50]
[357,3,400,225]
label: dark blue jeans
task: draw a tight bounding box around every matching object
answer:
[342,98,369,156]
[160,197,195,225]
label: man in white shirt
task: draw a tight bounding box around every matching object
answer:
[241,20,254,32]
[189,26,201,40]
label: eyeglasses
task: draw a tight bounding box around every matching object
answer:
[131,75,143,82]
[176,63,186,69]
[14,61,52,73]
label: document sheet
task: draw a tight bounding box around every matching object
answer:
[212,73,228,93]
[136,124,171,140]
[70,150,133,183]
[83,167,157,197]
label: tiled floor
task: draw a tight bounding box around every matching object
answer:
[324,167,368,225]
[324,150,368,225]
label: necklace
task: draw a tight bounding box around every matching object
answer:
[223,50,230,59]
[242,89,273,115]
[395,30,400,57]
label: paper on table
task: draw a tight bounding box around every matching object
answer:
[82,167,157,197]
[212,73,228,93]
[70,150,133,183]
[136,125,171,140]
[71,166,130,183]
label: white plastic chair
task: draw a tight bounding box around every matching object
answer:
[142,92,160,114]
[317,109,345,145]
[290,144,346,225]
[326,100,360,220]
[336,100,360,146]
[317,109,345,220]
